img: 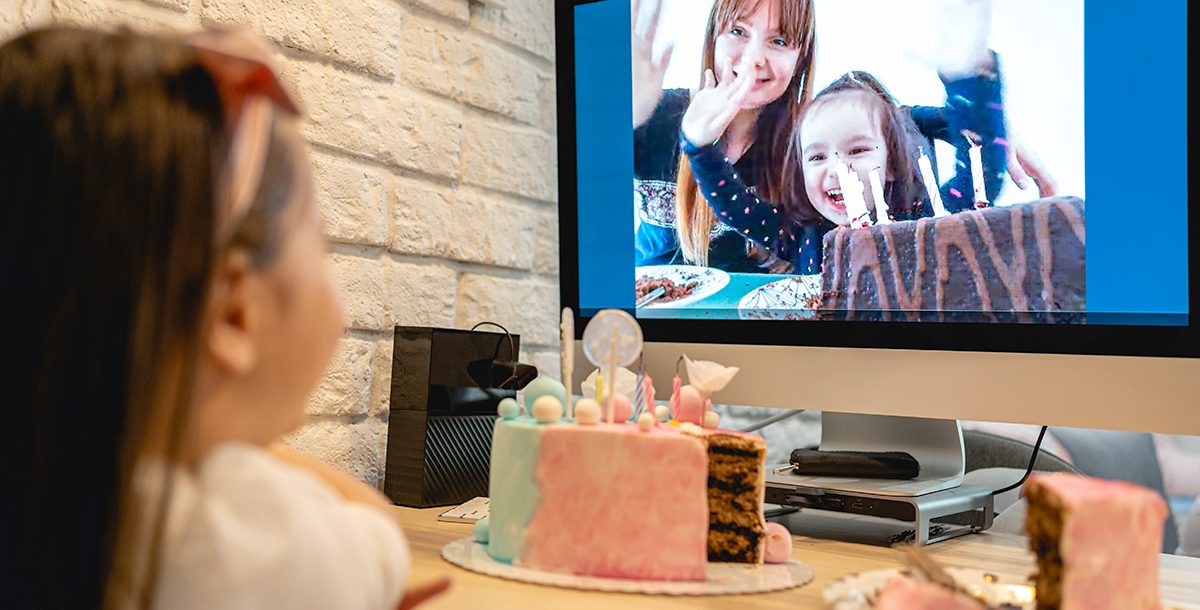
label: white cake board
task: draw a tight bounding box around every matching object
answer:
[441,538,814,596]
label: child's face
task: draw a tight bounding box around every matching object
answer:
[253,135,345,439]
[798,94,889,226]
[714,2,802,110]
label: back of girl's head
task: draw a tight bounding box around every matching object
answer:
[782,71,928,223]
[0,26,298,608]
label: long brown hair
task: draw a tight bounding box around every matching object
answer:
[1,26,299,609]
[781,71,928,225]
[676,0,816,266]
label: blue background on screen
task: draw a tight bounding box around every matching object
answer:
[574,1,1188,323]
[575,0,634,311]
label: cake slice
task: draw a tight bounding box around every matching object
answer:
[875,573,985,610]
[699,429,768,563]
[1024,473,1167,610]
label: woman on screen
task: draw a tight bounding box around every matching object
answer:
[632,0,1053,274]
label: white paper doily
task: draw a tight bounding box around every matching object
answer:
[442,538,814,595]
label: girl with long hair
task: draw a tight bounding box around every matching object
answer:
[1,26,446,609]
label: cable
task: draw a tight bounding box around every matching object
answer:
[738,409,805,434]
[468,321,519,390]
[992,425,1049,497]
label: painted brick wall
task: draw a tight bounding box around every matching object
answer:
[2,0,560,487]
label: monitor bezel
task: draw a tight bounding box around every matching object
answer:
[555,0,1198,359]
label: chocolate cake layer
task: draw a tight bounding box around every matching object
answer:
[704,433,767,563]
[819,197,1086,323]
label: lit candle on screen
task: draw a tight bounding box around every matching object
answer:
[968,138,988,208]
[868,169,891,225]
[917,150,950,218]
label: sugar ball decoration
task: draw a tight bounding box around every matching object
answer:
[574,398,601,425]
[474,516,490,543]
[763,522,791,563]
[636,412,655,432]
[654,405,670,422]
[702,410,720,430]
[497,397,520,420]
[532,395,563,424]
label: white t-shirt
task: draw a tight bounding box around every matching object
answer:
[145,443,410,610]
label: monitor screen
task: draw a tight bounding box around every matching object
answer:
[560,0,1190,348]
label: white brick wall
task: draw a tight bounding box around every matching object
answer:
[4,0,559,487]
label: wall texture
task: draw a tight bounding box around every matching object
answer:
[2,0,559,487]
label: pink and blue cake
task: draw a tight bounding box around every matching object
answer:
[483,413,768,581]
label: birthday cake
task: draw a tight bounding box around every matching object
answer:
[819,197,1086,323]
[483,414,767,581]
[1023,472,1167,610]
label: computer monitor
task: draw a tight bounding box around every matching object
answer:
[555,0,1197,496]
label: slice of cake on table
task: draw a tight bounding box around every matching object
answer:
[875,573,986,610]
[484,415,767,581]
[1024,472,1167,610]
[819,197,1085,323]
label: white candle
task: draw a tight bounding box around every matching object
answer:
[968,139,988,208]
[560,307,574,419]
[836,160,870,227]
[868,169,891,225]
[917,150,950,218]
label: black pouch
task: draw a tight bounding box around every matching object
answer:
[787,448,921,480]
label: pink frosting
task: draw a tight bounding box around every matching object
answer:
[1026,473,1166,610]
[522,423,710,580]
[875,574,983,610]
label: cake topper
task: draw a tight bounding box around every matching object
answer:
[683,355,739,426]
[582,309,643,424]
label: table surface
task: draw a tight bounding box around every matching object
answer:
[391,505,1200,609]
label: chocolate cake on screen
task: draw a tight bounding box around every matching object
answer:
[819,197,1085,322]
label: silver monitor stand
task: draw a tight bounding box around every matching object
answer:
[766,412,966,497]
[764,413,994,545]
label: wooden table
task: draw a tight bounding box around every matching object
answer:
[391,506,1200,609]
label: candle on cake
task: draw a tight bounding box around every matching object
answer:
[868,168,891,225]
[560,307,574,419]
[966,134,988,208]
[917,149,950,218]
[835,160,870,227]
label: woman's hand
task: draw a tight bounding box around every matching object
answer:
[396,576,451,610]
[1006,126,1059,197]
[680,61,754,148]
[632,0,674,128]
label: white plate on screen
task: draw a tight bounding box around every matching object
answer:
[635,265,730,308]
[738,275,823,320]
[442,538,814,595]
[823,567,1037,609]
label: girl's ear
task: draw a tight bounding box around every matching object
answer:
[204,250,260,376]
[186,26,301,126]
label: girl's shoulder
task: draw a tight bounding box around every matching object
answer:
[149,443,410,610]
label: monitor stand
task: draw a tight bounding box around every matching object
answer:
[767,412,965,497]
[763,413,992,545]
